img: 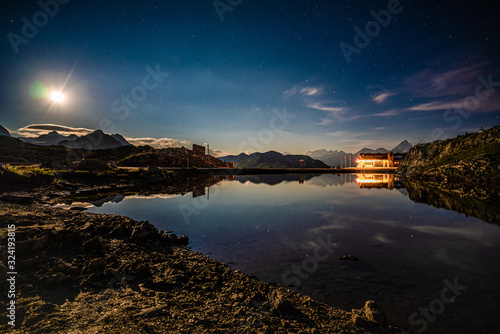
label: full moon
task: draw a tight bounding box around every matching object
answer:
[50,91,65,103]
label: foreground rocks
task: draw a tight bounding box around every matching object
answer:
[0,202,400,333]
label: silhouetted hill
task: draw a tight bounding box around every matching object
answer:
[0,125,11,137]
[0,136,70,164]
[237,151,329,168]
[218,153,248,163]
[399,126,499,186]
[116,147,230,168]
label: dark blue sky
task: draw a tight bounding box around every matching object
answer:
[1,0,499,154]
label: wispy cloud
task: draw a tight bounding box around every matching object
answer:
[284,85,324,97]
[373,109,402,116]
[300,86,323,96]
[15,124,94,137]
[402,60,490,98]
[407,93,500,112]
[406,101,463,111]
[372,92,396,104]
[307,102,346,113]
[126,137,191,149]
[307,102,361,124]
[325,131,351,137]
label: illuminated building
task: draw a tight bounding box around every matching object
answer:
[356,152,406,168]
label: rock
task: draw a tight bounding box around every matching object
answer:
[31,235,49,252]
[132,264,152,278]
[129,221,158,243]
[56,260,71,273]
[43,272,69,286]
[82,236,102,252]
[136,306,169,318]
[352,300,387,326]
[0,195,34,204]
[269,289,296,315]
[178,235,189,246]
[89,258,106,270]
[339,255,359,261]
[16,239,32,252]
[70,206,87,211]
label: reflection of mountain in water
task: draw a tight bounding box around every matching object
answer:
[75,175,226,206]
[404,179,500,225]
[91,194,125,207]
[305,174,344,187]
[230,174,318,186]
[355,174,404,190]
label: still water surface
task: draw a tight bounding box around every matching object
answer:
[87,174,500,333]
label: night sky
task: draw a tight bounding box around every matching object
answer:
[1,0,499,155]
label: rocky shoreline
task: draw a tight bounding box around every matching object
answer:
[397,126,500,225]
[398,126,499,187]
[0,194,401,333]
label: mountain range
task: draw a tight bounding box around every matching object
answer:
[220,151,329,168]
[306,140,413,166]
[20,130,132,150]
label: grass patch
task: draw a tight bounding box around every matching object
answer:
[0,164,57,184]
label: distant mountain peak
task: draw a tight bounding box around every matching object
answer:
[59,130,124,150]
[392,140,413,153]
[0,125,11,137]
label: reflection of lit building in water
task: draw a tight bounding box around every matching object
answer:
[355,174,403,189]
[356,152,406,168]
